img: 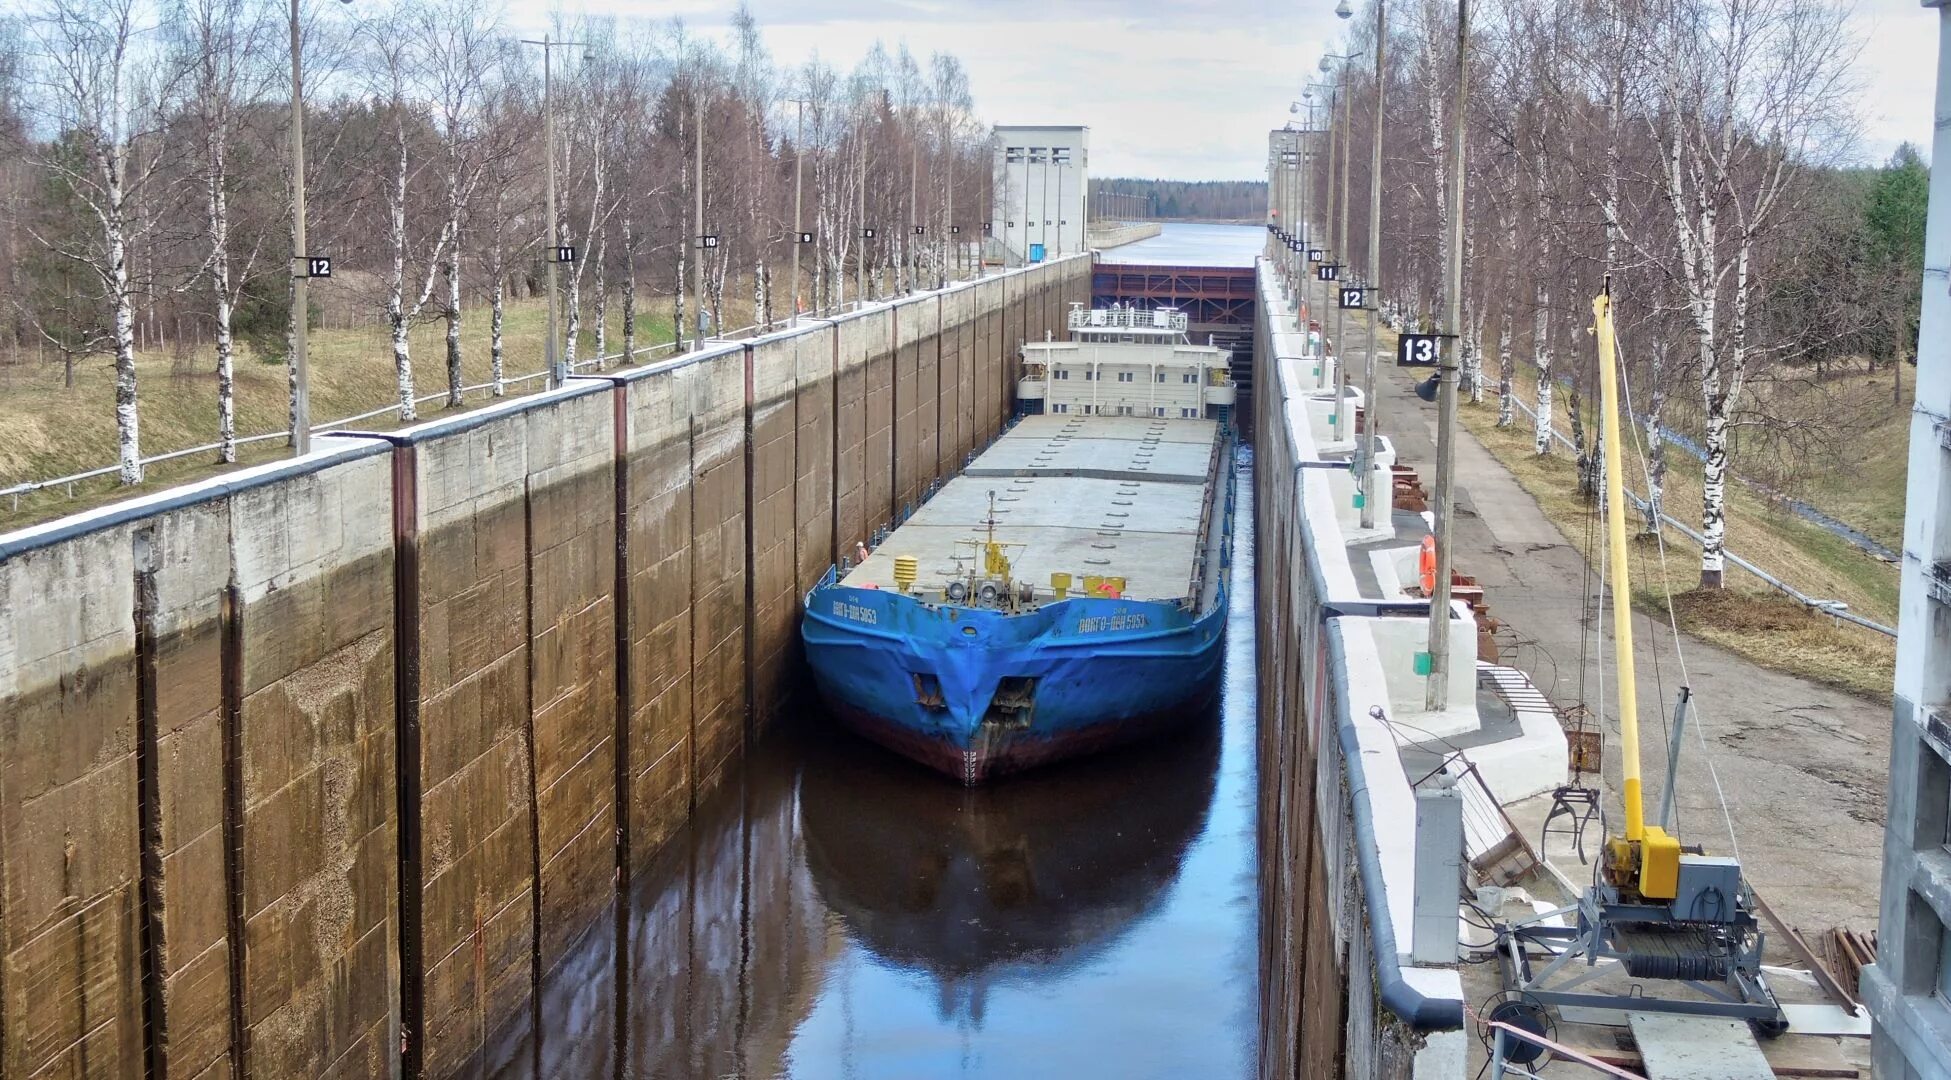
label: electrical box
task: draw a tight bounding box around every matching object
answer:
[1671,855,1744,923]
[1639,826,1682,899]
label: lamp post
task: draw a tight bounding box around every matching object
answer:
[288,0,313,454]
[1317,51,1357,429]
[1425,0,1472,710]
[520,33,592,383]
[786,96,808,325]
[1335,0,1387,531]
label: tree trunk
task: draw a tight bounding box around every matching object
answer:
[490,188,506,396]
[674,250,686,352]
[1533,278,1552,455]
[205,100,236,463]
[1642,338,1667,536]
[594,226,608,368]
[388,109,417,421]
[1496,304,1514,427]
[621,213,636,364]
[113,226,141,483]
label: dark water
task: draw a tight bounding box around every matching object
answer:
[494,459,1260,1079]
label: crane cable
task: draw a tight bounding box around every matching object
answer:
[1612,322,1741,862]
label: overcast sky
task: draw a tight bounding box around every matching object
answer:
[552,0,1938,180]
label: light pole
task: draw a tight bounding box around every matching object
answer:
[1425,0,1472,710]
[521,33,591,384]
[1336,0,1387,531]
[786,96,808,325]
[1317,51,1357,418]
[288,0,313,455]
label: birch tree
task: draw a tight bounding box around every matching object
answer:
[178,0,274,461]
[23,0,175,483]
[1648,0,1853,586]
[368,22,453,421]
[417,0,497,406]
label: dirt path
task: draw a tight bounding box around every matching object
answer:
[1312,282,1888,932]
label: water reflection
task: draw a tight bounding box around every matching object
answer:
[496,464,1258,1080]
[799,718,1220,996]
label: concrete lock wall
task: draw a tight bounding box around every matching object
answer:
[0,253,1090,1080]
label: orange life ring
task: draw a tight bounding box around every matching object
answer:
[1418,535,1437,595]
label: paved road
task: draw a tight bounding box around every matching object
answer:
[1306,276,1889,932]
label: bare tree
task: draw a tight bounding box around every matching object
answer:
[23,0,177,482]
[418,0,498,407]
[1645,0,1854,586]
[177,0,275,461]
[367,18,453,421]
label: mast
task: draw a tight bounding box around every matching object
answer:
[1594,289,1678,895]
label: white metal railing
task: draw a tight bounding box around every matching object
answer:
[1067,304,1187,333]
[0,262,1029,513]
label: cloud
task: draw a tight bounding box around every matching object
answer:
[538,0,1933,179]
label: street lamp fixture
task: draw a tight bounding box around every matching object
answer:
[1336,0,1354,18]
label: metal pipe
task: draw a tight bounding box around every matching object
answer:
[791,98,804,325]
[544,36,560,381]
[694,90,705,341]
[288,0,310,454]
[1658,687,1691,829]
[1359,0,1387,530]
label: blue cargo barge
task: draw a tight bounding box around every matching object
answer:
[802,306,1237,783]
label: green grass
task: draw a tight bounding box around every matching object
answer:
[1462,364,1896,700]
[0,296,678,531]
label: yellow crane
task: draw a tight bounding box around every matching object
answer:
[1592,291,1681,901]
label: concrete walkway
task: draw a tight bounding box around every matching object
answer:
[1305,278,1888,933]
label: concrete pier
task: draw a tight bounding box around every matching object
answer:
[0,255,1089,1080]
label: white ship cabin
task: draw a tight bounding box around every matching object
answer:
[1018,304,1237,422]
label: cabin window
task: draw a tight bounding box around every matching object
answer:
[1055,369,1070,380]
[1052,403,1067,413]
[1085,370,1097,381]
[1182,373,1197,384]
[1120,406,1134,415]
[1182,408,1198,418]
[1117,371,1134,383]
[1156,372,1167,383]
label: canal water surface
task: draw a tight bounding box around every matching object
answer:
[496,456,1260,1079]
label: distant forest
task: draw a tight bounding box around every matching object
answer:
[1088,179,1268,222]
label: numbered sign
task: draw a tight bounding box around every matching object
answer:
[982,222,993,235]
[913,225,926,236]
[304,256,332,279]
[1317,264,1339,282]
[1397,333,1442,366]
[797,231,815,244]
[950,225,961,235]
[1337,286,1366,309]
[697,235,719,250]
[862,227,876,239]
[1308,248,1324,262]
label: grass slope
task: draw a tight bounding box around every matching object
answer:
[0,297,676,530]
[1460,368,1896,700]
